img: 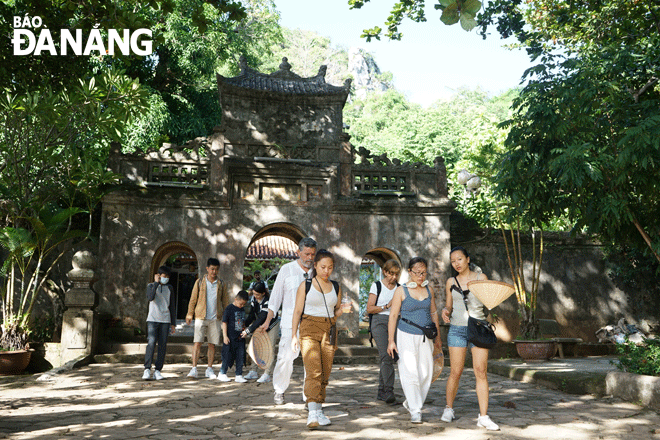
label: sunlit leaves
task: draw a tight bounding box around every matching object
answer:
[491,1,660,259]
[349,0,481,40]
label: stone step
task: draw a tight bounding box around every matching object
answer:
[95,342,379,365]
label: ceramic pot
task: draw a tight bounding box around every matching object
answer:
[0,349,33,375]
[515,340,557,361]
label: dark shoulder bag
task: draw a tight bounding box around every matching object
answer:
[454,277,497,349]
[400,286,438,342]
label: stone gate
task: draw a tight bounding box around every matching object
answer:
[98,56,455,335]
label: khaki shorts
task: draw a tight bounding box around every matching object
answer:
[193,319,220,345]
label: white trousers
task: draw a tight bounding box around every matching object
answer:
[272,327,300,394]
[397,330,433,414]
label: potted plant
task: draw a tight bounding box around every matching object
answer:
[0,208,87,373]
[496,209,556,360]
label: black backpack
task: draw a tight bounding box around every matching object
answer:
[368,281,399,346]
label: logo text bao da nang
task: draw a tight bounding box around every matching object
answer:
[12,16,153,56]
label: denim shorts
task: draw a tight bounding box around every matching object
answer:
[447,325,474,349]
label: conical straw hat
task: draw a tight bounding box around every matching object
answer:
[467,280,516,310]
[431,344,444,383]
[248,331,273,370]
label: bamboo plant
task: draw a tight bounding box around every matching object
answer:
[496,207,544,340]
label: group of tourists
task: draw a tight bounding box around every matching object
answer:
[142,238,499,431]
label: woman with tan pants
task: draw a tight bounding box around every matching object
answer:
[292,249,348,429]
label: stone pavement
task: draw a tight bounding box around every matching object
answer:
[1,361,660,440]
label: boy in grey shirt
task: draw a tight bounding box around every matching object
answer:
[143,266,176,380]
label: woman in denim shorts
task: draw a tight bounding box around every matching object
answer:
[440,246,499,431]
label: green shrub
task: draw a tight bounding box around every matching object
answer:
[616,338,660,376]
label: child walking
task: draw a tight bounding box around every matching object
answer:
[218,290,249,382]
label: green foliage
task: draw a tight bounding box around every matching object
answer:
[604,245,660,287]
[260,27,352,88]
[0,0,248,92]
[347,87,522,229]
[0,71,146,349]
[242,257,291,291]
[348,0,481,40]
[617,338,660,377]
[359,264,377,318]
[491,1,660,261]
[121,0,283,150]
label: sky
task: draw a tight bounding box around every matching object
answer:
[273,0,535,106]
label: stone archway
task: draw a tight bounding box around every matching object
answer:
[364,247,402,268]
[243,223,307,290]
[248,222,307,248]
[150,241,198,321]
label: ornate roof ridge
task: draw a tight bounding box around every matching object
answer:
[217,55,352,96]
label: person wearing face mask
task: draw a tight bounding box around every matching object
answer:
[259,237,317,405]
[143,266,177,380]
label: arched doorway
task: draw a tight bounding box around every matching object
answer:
[150,242,199,321]
[243,223,306,291]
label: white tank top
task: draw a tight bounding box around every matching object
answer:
[304,282,338,318]
[450,280,487,326]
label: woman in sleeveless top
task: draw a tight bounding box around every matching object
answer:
[387,257,442,424]
[440,246,499,431]
[292,249,348,429]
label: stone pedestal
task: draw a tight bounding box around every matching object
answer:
[60,251,98,364]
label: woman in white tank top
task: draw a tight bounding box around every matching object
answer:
[440,246,500,431]
[291,249,348,429]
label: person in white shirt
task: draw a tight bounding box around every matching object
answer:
[365,259,402,403]
[259,237,316,405]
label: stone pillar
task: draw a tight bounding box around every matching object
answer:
[60,250,98,364]
[339,133,353,197]
[434,156,449,197]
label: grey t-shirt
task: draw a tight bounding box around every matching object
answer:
[147,283,173,324]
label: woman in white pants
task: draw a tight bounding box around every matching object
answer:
[387,257,442,424]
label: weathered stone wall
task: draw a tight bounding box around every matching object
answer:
[97,187,453,334]
[450,231,660,342]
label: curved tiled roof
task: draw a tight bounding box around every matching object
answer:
[245,235,298,261]
[218,55,352,96]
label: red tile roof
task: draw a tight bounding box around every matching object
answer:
[246,236,298,261]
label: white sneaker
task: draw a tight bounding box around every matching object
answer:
[307,411,319,429]
[274,392,284,405]
[317,410,331,426]
[235,375,247,383]
[257,373,271,383]
[142,369,151,380]
[187,367,197,378]
[205,367,217,379]
[217,373,231,382]
[411,412,422,424]
[441,407,455,422]
[244,370,259,380]
[477,414,500,431]
[153,370,164,380]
